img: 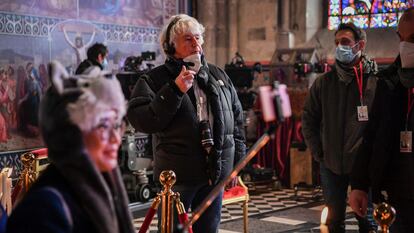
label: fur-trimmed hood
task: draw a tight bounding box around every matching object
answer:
[38,61,134,233]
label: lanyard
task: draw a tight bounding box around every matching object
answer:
[193,81,209,122]
[353,61,364,105]
[406,88,414,130]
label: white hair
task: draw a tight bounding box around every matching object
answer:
[160,14,205,55]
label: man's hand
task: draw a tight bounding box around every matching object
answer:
[225,177,238,191]
[349,189,368,217]
[175,65,196,93]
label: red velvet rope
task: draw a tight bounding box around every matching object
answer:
[138,207,157,233]
[178,213,193,233]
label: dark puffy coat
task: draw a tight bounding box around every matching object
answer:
[127,58,246,185]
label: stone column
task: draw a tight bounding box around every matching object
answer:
[197,0,217,64]
[215,0,228,68]
[278,0,295,48]
[228,0,239,65]
[281,0,290,31]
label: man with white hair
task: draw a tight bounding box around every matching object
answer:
[127,14,246,232]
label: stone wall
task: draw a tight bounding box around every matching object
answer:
[197,0,325,67]
[197,0,397,67]
[197,0,279,67]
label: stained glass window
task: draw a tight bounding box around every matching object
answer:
[328,0,414,29]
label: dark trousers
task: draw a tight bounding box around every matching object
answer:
[320,164,377,233]
[389,197,414,233]
[157,182,223,233]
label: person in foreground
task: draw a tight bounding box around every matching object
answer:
[6,61,135,233]
[349,7,414,233]
[127,14,246,233]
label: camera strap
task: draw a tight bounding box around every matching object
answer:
[193,79,209,122]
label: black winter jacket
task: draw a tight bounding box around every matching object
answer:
[75,59,103,75]
[351,57,414,200]
[302,57,378,175]
[127,58,246,185]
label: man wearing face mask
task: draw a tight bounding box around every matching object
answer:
[302,22,378,233]
[349,7,414,232]
[127,14,245,233]
[75,42,108,74]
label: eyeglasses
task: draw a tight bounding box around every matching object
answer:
[94,120,126,140]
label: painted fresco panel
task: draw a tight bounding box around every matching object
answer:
[0,0,77,19]
[0,0,182,153]
[79,0,164,27]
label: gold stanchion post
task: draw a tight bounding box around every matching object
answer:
[138,170,192,233]
[21,153,36,190]
[160,170,176,233]
[373,202,396,233]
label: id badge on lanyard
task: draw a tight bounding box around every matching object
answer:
[357,105,369,121]
[401,88,414,153]
[400,131,412,153]
[354,62,368,122]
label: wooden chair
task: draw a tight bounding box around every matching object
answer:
[222,176,249,233]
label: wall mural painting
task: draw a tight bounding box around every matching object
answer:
[0,0,180,153]
[79,0,164,27]
[0,0,77,19]
[0,34,48,152]
[50,20,107,73]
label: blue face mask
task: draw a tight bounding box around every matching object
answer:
[102,58,108,70]
[335,43,361,64]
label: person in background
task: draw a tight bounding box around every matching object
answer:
[5,66,17,130]
[76,42,108,75]
[349,7,414,233]
[0,67,15,138]
[38,64,49,92]
[302,22,378,233]
[6,61,135,233]
[0,68,9,142]
[127,14,246,233]
[18,62,42,137]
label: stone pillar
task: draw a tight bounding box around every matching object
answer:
[215,0,228,68]
[197,0,217,64]
[237,0,248,60]
[278,0,295,48]
[228,0,239,64]
[306,0,323,42]
[281,0,290,31]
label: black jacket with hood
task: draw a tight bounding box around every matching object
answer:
[351,57,414,200]
[127,57,246,185]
